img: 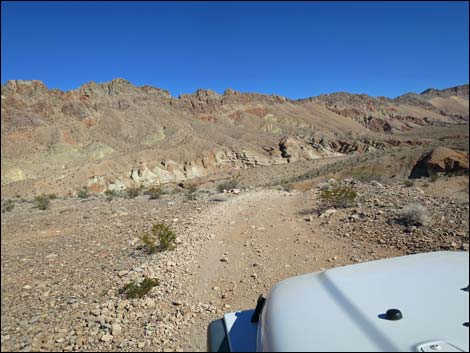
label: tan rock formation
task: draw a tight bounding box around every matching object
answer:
[1,79,468,196]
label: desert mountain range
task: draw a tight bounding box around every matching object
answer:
[1,79,468,197]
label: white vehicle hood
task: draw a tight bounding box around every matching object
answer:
[255,251,469,352]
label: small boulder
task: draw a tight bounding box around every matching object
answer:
[101,334,113,343]
[319,208,337,218]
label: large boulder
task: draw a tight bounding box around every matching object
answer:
[410,147,469,178]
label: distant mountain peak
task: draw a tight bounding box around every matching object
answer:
[420,84,469,97]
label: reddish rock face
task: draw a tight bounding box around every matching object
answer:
[88,182,106,193]
[1,79,468,197]
[425,147,469,174]
[245,106,268,118]
[410,147,469,178]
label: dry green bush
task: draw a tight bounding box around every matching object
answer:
[126,187,141,199]
[430,174,439,182]
[2,199,15,213]
[320,184,357,208]
[104,189,116,201]
[139,223,176,254]
[217,179,239,193]
[144,187,162,200]
[186,185,198,201]
[119,278,159,299]
[104,189,117,196]
[34,195,50,210]
[77,188,89,199]
[403,180,414,187]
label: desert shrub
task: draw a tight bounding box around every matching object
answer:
[217,179,239,193]
[119,278,159,299]
[399,203,430,226]
[186,185,198,201]
[34,195,50,210]
[104,189,116,201]
[139,223,176,254]
[47,194,57,200]
[106,189,129,198]
[403,180,414,187]
[144,187,162,200]
[77,188,89,199]
[447,170,468,177]
[104,189,117,197]
[320,184,357,208]
[126,186,141,199]
[2,199,15,213]
[430,174,439,182]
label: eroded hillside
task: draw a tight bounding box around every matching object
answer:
[1,79,468,197]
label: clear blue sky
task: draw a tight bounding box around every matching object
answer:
[1,1,468,99]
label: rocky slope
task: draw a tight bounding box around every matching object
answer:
[1,176,468,352]
[1,80,468,197]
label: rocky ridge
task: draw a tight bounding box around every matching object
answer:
[1,80,468,197]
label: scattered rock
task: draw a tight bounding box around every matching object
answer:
[319,208,337,218]
[111,324,122,336]
[100,334,113,343]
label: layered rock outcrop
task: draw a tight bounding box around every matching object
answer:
[1,79,468,196]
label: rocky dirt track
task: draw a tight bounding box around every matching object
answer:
[1,176,469,352]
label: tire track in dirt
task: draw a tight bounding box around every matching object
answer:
[179,189,349,351]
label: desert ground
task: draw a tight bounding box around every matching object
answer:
[1,149,469,352]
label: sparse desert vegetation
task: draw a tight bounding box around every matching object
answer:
[104,189,117,201]
[144,186,162,200]
[403,179,414,187]
[119,278,160,299]
[77,187,90,199]
[34,195,51,210]
[398,203,430,226]
[126,186,141,199]
[320,184,357,208]
[139,223,176,254]
[217,178,239,193]
[1,156,468,352]
[1,199,15,213]
[185,185,198,201]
